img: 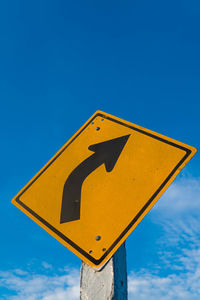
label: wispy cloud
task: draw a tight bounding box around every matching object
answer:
[128,235,200,300]
[151,176,200,266]
[128,176,200,300]
[0,267,79,300]
[152,176,200,217]
[41,262,53,270]
[128,264,200,300]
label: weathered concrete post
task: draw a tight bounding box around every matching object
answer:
[80,243,127,300]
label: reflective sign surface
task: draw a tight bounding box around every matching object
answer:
[12,111,197,268]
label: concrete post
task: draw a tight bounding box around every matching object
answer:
[80,243,127,300]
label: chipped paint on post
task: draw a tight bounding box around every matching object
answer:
[80,243,127,300]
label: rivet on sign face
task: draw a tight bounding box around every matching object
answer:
[89,250,93,254]
[96,127,100,131]
[102,248,106,252]
[96,235,101,241]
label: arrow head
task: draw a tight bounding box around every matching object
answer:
[88,135,130,172]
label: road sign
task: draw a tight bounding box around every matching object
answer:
[12,111,197,268]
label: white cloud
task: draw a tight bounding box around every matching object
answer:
[151,177,200,266]
[128,269,200,300]
[128,218,200,299]
[152,177,200,217]
[128,177,200,300]
[0,268,79,300]
[41,262,52,270]
[128,236,200,300]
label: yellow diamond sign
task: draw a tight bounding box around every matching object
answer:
[12,111,197,268]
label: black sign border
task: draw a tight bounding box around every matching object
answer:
[15,112,192,266]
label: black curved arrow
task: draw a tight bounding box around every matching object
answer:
[60,134,130,224]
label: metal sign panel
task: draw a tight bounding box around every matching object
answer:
[12,111,197,268]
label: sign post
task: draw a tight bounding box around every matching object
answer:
[80,243,127,300]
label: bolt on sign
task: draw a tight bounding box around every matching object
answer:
[12,111,197,268]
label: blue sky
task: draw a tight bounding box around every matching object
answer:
[0,1,200,299]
